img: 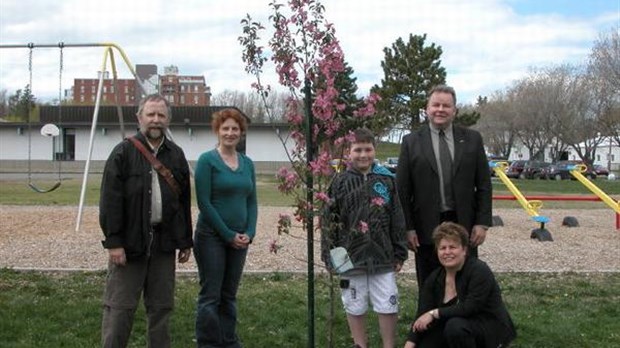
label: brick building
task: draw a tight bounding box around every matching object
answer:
[159,65,211,106]
[71,64,211,106]
[72,72,137,105]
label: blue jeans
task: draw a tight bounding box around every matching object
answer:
[194,227,248,348]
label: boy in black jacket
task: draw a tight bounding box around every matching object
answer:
[321,128,408,348]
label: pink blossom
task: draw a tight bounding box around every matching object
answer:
[314,191,329,203]
[366,92,382,103]
[344,131,356,144]
[371,197,385,207]
[323,120,341,137]
[309,152,332,176]
[286,109,304,125]
[358,221,369,234]
[276,167,299,194]
[269,239,282,254]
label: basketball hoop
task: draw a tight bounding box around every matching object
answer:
[41,123,60,137]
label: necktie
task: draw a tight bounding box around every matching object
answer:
[439,130,454,208]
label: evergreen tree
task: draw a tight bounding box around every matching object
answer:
[332,61,369,132]
[8,89,22,117]
[9,85,35,121]
[0,89,8,119]
[335,61,362,117]
[371,33,446,132]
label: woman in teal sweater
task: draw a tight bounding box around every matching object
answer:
[193,108,257,348]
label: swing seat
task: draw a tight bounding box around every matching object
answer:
[28,181,62,193]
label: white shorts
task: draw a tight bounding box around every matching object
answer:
[340,271,399,316]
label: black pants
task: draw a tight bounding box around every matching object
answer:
[418,317,486,348]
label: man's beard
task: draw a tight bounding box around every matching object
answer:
[146,127,163,140]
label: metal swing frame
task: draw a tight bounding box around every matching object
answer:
[0,42,152,230]
[1,42,190,231]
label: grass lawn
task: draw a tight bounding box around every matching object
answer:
[2,173,620,208]
[376,141,401,162]
[0,174,295,207]
[0,270,618,347]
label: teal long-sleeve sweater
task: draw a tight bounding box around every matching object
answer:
[194,149,258,242]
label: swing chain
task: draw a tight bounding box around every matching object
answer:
[58,43,64,104]
[56,44,64,175]
[27,45,33,182]
[28,44,33,110]
[24,43,63,193]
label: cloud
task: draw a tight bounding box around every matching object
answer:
[0,0,617,105]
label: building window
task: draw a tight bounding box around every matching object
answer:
[180,95,185,104]
[80,86,84,93]
[162,85,175,94]
[597,155,600,161]
[125,86,129,93]
[80,95,84,102]
[91,86,95,93]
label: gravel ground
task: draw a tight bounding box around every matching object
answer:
[1,205,618,273]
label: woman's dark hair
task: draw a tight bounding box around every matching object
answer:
[211,108,247,134]
[432,221,469,249]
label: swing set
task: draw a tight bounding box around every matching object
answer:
[1,42,149,230]
[25,43,64,193]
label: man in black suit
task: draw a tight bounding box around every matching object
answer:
[396,85,492,290]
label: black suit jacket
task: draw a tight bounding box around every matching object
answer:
[396,124,492,245]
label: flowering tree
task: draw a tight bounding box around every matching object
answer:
[239,1,382,346]
[240,0,379,242]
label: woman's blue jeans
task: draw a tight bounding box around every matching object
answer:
[194,227,248,348]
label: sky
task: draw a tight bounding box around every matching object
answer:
[0,0,618,105]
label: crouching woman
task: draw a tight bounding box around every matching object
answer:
[404,222,516,348]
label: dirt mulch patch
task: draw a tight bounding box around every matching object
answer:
[1,206,618,273]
